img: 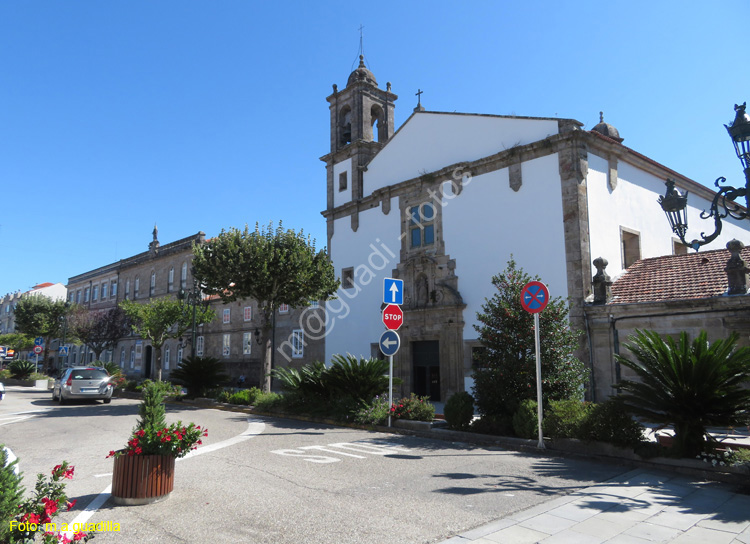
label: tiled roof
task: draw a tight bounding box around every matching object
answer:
[610,246,750,304]
[31,282,54,289]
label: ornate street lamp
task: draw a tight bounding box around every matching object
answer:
[178,280,204,357]
[659,103,750,250]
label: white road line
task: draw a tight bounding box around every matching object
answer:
[0,409,51,427]
[64,416,265,537]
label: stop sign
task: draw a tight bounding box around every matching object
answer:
[382,304,403,330]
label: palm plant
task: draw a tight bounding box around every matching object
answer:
[170,356,228,398]
[616,330,750,458]
[272,361,327,398]
[8,360,36,380]
[325,354,390,403]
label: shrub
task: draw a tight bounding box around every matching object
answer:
[228,388,261,406]
[444,391,475,431]
[8,360,35,379]
[616,329,750,458]
[123,379,140,392]
[389,394,435,421]
[170,355,228,398]
[471,414,513,436]
[273,361,327,398]
[577,398,645,448]
[0,446,23,543]
[253,391,282,412]
[135,379,181,397]
[353,396,390,426]
[544,399,590,439]
[0,369,10,381]
[512,399,539,439]
[136,381,167,431]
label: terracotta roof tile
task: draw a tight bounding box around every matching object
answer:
[610,246,750,304]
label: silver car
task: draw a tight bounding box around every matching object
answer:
[52,367,113,404]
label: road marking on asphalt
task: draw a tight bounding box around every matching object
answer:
[0,409,51,426]
[271,440,411,463]
[65,417,266,538]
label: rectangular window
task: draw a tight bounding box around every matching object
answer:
[309,300,319,309]
[125,279,130,300]
[278,304,289,314]
[181,263,188,289]
[76,290,81,304]
[292,329,304,358]
[342,267,354,289]
[111,280,117,298]
[120,347,125,368]
[409,203,435,248]
[223,308,231,324]
[339,171,348,192]
[177,347,183,367]
[101,282,108,300]
[134,277,140,298]
[621,228,641,269]
[243,306,252,321]
[92,285,98,301]
[196,336,204,357]
[222,334,230,357]
[129,347,135,369]
[243,332,252,355]
[150,272,156,296]
[164,346,170,370]
[84,287,90,303]
[168,267,174,292]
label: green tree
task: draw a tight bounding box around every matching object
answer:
[192,221,339,392]
[0,333,34,354]
[120,298,214,382]
[616,329,750,458]
[472,258,587,419]
[68,306,131,360]
[14,296,69,373]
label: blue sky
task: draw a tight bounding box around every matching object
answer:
[2,1,748,295]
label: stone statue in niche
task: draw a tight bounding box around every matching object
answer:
[415,274,429,308]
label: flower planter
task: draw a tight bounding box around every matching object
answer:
[111,454,175,505]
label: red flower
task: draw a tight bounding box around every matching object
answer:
[106,450,116,458]
[66,499,77,511]
[135,429,145,437]
[21,512,40,525]
[59,534,72,544]
[42,497,58,515]
[135,447,142,454]
[63,466,75,479]
[73,531,87,541]
[127,450,135,456]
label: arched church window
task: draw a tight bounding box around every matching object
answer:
[371,105,384,142]
[340,107,352,145]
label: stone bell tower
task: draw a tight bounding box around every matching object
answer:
[321,56,398,220]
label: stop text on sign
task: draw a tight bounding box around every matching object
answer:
[382,304,403,330]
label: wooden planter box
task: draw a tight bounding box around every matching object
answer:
[111,454,175,505]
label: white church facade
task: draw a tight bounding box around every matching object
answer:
[321,57,750,402]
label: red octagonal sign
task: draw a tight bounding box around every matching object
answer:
[382,304,403,331]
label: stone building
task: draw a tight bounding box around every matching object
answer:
[65,228,325,385]
[585,242,750,402]
[321,59,750,403]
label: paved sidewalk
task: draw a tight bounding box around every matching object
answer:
[439,468,750,544]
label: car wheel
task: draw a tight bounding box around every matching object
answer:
[58,393,66,405]
[51,389,57,401]
[103,398,111,404]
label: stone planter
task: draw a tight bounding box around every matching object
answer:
[111,454,176,505]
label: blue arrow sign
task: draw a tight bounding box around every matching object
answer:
[383,278,404,305]
[379,330,400,357]
[34,337,44,346]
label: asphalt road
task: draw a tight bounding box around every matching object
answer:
[0,387,630,543]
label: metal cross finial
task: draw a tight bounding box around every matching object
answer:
[416,89,423,106]
[599,111,604,123]
[358,24,365,56]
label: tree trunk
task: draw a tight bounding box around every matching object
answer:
[263,335,272,393]
[154,345,163,383]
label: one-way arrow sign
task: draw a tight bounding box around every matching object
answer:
[383,278,403,305]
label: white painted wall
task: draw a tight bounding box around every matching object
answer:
[332,158,352,208]
[326,204,401,363]
[363,113,559,196]
[442,153,569,336]
[587,153,750,280]
[28,283,67,302]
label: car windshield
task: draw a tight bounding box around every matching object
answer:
[70,369,108,380]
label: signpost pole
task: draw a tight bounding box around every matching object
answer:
[388,354,393,427]
[534,313,545,449]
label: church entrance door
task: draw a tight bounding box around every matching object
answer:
[412,341,440,401]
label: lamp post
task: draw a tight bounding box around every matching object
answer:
[659,103,750,250]
[178,280,202,357]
